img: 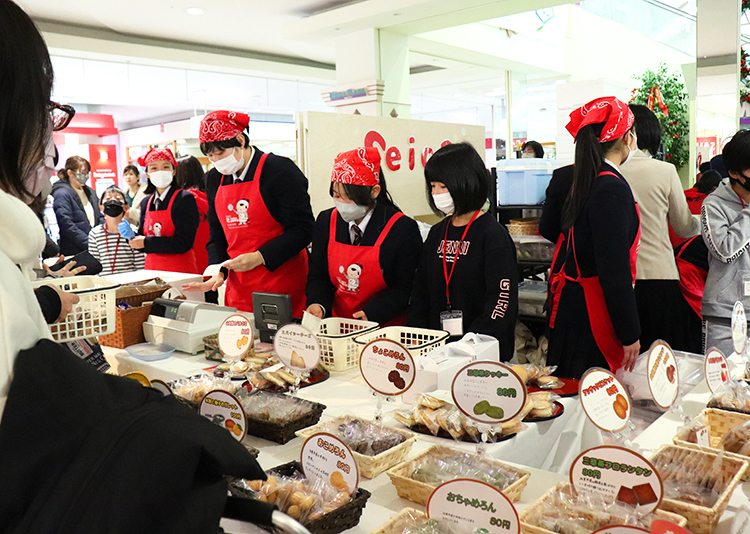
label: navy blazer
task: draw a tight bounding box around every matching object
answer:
[52,180,102,256]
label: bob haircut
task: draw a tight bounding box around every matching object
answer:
[629,104,662,156]
[199,132,250,156]
[175,155,206,192]
[522,140,544,158]
[123,164,140,177]
[424,142,489,217]
[723,130,750,178]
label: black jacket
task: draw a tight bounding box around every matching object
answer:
[306,202,423,324]
[51,180,102,256]
[539,164,574,244]
[137,185,200,255]
[0,340,264,534]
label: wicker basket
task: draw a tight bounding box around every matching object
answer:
[370,508,426,534]
[243,391,326,444]
[98,303,152,349]
[519,482,687,534]
[115,278,169,307]
[651,443,749,534]
[507,217,540,236]
[316,318,380,372]
[296,416,417,479]
[386,444,529,506]
[268,461,371,534]
[354,327,450,359]
[203,332,256,362]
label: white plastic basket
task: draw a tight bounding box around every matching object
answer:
[353,326,450,359]
[32,276,120,342]
[316,317,379,372]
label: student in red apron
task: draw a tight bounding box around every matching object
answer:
[305,148,422,325]
[128,148,200,274]
[547,97,641,378]
[183,110,314,315]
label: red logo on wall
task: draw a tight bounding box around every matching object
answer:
[88,144,118,191]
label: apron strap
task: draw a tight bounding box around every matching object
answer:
[253,153,269,182]
[374,212,404,247]
[329,208,339,242]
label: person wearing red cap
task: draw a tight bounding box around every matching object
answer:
[128,147,200,273]
[305,147,422,324]
[547,96,641,378]
[183,110,314,315]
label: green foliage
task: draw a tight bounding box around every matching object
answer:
[630,63,690,170]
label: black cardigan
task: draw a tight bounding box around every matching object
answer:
[306,202,422,324]
[137,185,200,255]
[538,164,574,244]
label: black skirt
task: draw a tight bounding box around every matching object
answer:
[634,279,702,354]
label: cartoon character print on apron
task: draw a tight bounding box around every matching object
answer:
[143,190,199,273]
[548,170,641,372]
[215,153,308,315]
[328,209,405,325]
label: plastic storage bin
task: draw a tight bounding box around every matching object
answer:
[354,326,449,359]
[514,235,556,261]
[518,280,548,317]
[316,317,379,372]
[496,159,558,206]
[31,276,120,342]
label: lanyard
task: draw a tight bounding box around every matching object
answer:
[104,231,120,274]
[442,211,480,310]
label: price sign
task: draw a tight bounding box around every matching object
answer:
[199,390,247,441]
[218,314,254,362]
[150,379,172,396]
[359,339,415,396]
[593,527,648,534]
[731,506,750,534]
[274,324,320,372]
[570,446,663,515]
[426,479,519,534]
[579,368,632,433]
[451,361,527,424]
[696,425,710,447]
[646,341,680,410]
[733,301,747,355]
[704,349,730,394]
[651,519,693,534]
[301,432,358,496]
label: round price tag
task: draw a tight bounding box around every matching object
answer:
[426,479,519,534]
[731,506,750,534]
[123,371,151,388]
[651,519,693,534]
[359,339,415,396]
[646,341,680,410]
[704,349,730,394]
[570,446,663,515]
[218,314,254,362]
[274,324,320,372]
[451,361,527,424]
[579,368,632,433]
[150,379,172,396]
[301,432,359,496]
[199,390,247,441]
[733,301,747,355]
[593,526,648,534]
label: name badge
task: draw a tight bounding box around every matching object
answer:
[440,310,463,336]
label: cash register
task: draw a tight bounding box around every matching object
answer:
[143,298,238,354]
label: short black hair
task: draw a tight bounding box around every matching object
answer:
[424,142,489,217]
[696,169,722,194]
[328,166,398,211]
[100,185,126,205]
[522,140,544,158]
[629,104,662,156]
[699,162,711,174]
[123,164,139,176]
[199,132,249,156]
[175,155,206,192]
[723,130,750,176]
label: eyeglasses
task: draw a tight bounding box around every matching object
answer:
[50,102,76,131]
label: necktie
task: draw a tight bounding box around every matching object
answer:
[352,225,362,246]
[154,198,161,210]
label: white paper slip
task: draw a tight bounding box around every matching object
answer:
[301,311,322,333]
[203,261,231,278]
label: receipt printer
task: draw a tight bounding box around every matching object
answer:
[252,292,293,343]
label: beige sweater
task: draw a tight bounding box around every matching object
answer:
[620,150,700,280]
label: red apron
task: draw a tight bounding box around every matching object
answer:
[675,235,707,318]
[186,188,210,274]
[143,189,198,273]
[215,153,308,315]
[548,171,641,372]
[327,209,404,325]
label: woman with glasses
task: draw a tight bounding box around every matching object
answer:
[51,155,102,256]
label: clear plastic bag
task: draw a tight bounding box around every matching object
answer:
[651,447,725,507]
[169,374,236,404]
[719,419,750,455]
[410,451,520,491]
[238,390,315,424]
[310,416,406,456]
[707,380,750,414]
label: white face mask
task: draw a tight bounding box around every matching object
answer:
[432,192,455,215]
[23,135,56,203]
[622,132,638,166]
[149,170,173,189]
[521,153,535,159]
[334,200,368,223]
[213,148,245,175]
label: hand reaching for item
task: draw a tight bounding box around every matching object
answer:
[352,310,368,321]
[182,273,225,293]
[44,256,86,277]
[305,304,324,318]
[621,340,640,373]
[223,251,264,272]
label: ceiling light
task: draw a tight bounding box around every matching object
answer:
[186,7,204,15]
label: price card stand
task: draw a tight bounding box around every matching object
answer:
[579,368,638,449]
[426,479,520,534]
[360,339,416,424]
[218,314,254,366]
[644,340,688,423]
[274,323,321,397]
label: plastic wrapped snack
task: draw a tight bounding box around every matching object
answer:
[528,391,561,418]
[651,447,726,507]
[239,390,315,424]
[402,517,487,534]
[720,420,750,455]
[707,380,750,414]
[410,451,520,491]
[510,363,556,384]
[170,374,236,404]
[675,413,708,444]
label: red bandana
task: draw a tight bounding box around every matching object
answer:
[566,96,634,143]
[199,110,250,144]
[137,147,177,168]
[331,147,380,187]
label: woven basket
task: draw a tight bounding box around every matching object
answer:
[115,278,169,307]
[507,217,540,236]
[203,333,256,362]
[243,391,326,444]
[651,443,749,534]
[296,417,417,479]
[673,408,750,480]
[98,304,152,349]
[386,444,529,506]
[268,461,371,534]
[519,482,687,534]
[370,508,426,534]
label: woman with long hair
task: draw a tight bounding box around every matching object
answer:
[547,97,641,378]
[51,155,102,255]
[175,155,210,274]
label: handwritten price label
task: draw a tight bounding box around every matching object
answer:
[579,368,631,433]
[359,339,415,396]
[704,349,730,394]
[646,341,679,410]
[427,479,519,534]
[274,324,320,372]
[218,314,254,361]
[199,390,247,442]
[451,361,527,424]
[301,432,358,496]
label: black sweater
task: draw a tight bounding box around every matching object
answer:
[137,185,199,255]
[538,164,574,244]
[408,212,518,360]
[205,149,314,272]
[306,203,423,324]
